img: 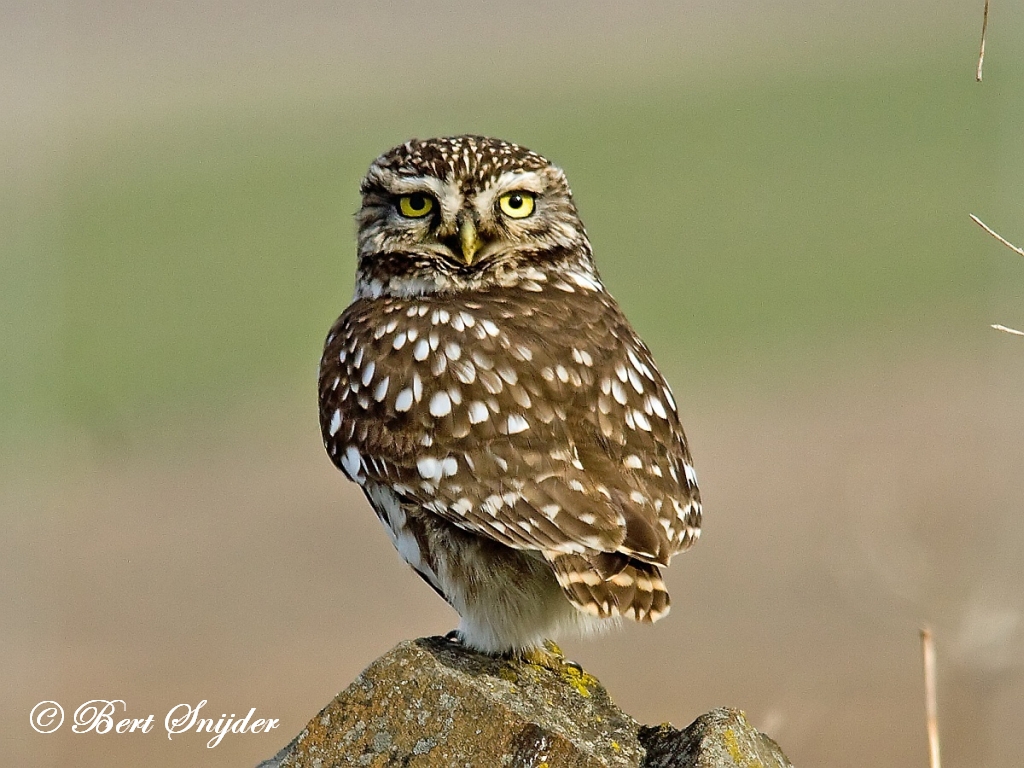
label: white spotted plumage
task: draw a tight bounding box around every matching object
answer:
[318,135,701,654]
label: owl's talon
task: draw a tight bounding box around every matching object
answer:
[519,644,583,676]
[542,639,565,658]
[536,640,581,672]
[519,647,554,668]
[562,658,584,674]
[444,629,463,645]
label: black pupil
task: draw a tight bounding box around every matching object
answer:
[408,194,426,211]
[507,194,523,209]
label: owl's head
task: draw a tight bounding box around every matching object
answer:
[353,135,596,299]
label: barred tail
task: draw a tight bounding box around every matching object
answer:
[545,551,670,623]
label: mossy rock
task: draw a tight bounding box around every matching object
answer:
[258,637,793,768]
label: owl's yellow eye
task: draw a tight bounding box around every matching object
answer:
[498,191,535,219]
[398,193,435,218]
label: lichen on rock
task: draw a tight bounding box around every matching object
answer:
[258,637,792,768]
[639,709,793,768]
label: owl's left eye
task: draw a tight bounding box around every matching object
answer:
[397,194,435,218]
[498,191,535,219]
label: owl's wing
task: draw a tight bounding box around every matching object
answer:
[319,285,700,566]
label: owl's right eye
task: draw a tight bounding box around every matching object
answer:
[397,194,435,218]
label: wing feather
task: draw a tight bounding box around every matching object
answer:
[318,282,701,567]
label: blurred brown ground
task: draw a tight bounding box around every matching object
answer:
[6,348,1024,767]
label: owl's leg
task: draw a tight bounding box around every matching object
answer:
[442,631,577,669]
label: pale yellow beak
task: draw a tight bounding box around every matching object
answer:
[459,217,483,265]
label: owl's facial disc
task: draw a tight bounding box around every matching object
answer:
[363,169,559,269]
[354,137,595,299]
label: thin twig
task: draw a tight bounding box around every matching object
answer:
[921,627,941,768]
[971,216,1024,336]
[970,214,1024,258]
[977,0,990,81]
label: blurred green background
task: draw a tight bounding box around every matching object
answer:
[5,3,1021,447]
[4,2,1024,767]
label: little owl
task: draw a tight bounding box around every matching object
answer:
[318,135,701,655]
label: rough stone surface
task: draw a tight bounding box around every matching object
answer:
[639,709,794,768]
[258,637,792,768]
[259,636,643,768]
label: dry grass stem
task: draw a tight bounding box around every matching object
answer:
[971,215,1024,336]
[977,0,990,81]
[970,214,1024,257]
[920,627,941,768]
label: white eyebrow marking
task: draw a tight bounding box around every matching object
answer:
[472,170,545,217]
[382,172,464,221]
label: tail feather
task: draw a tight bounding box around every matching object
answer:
[545,551,670,622]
